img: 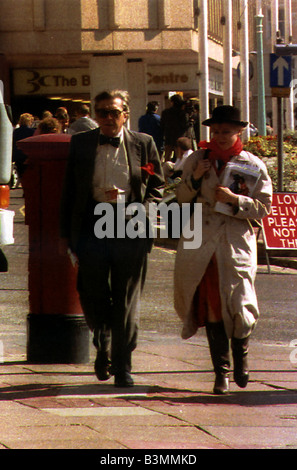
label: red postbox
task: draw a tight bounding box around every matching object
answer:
[17,134,89,364]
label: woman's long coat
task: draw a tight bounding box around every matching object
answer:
[174,149,272,340]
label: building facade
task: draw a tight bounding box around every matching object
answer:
[257,0,297,131]
[0,0,258,132]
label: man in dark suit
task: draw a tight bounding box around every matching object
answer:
[60,90,164,387]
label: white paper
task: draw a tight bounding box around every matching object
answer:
[214,161,261,216]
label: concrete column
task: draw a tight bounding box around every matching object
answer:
[127,60,147,131]
[223,0,233,105]
[240,0,250,142]
[89,54,128,113]
[89,55,146,131]
[198,0,209,141]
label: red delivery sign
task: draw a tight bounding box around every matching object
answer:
[262,193,297,249]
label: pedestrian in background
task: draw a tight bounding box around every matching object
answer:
[12,113,35,178]
[68,103,98,135]
[162,136,192,183]
[60,89,164,388]
[160,94,193,162]
[55,107,69,133]
[37,117,60,134]
[174,105,272,395]
[138,101,163,157]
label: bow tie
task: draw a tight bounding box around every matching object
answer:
[99,134,121,148]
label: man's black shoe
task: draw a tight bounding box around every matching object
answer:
[94,351,111,381]
[114,372,134,387]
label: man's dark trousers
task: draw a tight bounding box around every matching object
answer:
[77,231,148,377]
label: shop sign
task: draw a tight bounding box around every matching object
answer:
[147,64,193,91]
[262,192,297,249]
[147,64,223,95]
[13,68,91,95]
[147,64,205,92]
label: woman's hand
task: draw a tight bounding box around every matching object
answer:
[215,185,239,206]
[192,158,211,180]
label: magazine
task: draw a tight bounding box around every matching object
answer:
[214,160,261,216]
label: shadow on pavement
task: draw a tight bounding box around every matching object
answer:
[0,376,296,406]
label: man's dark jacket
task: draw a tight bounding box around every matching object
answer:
[60,126,164,252]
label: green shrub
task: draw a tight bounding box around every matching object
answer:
[244,135,297,192]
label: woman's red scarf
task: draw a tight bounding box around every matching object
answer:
[198,137,243,174]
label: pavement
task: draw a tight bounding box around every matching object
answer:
[0,189,297,454]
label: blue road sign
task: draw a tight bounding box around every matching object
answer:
[270,53,292,87]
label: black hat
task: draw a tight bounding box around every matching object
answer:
[202,105,248,127]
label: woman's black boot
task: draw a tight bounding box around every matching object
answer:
[231,336,249,388]
[206,322,230,395]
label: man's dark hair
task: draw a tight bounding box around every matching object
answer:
[77,103,90,116]
[94,90,130,114]
[170,94,184,107]
[146,101,159,114]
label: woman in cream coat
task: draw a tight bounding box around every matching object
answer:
[174,105,272,395]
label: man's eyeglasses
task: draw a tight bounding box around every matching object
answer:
[95,108,125,119]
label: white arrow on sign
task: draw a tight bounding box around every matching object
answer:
[273,57,290,86]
